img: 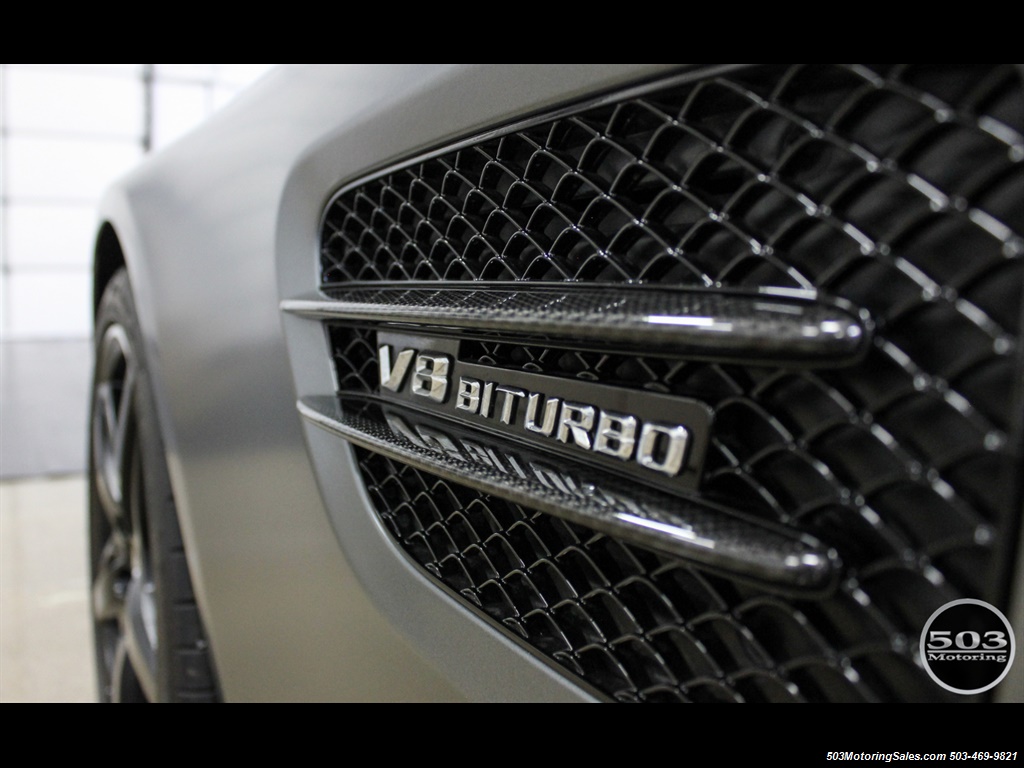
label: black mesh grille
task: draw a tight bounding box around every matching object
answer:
[357,446,942,702]
[321,64,1024,702]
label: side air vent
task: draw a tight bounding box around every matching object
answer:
[287,64,1024,702]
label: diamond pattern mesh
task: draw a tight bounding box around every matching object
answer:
[321,64,1024,702]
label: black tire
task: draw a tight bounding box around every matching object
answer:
[89,268,219,702]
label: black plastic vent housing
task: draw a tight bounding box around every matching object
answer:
[319,64,1024,702]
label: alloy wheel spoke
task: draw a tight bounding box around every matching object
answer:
[94,460,128,534]
[112,362,137,475]
[92,534,129,622]
[123,579,158,702]
[110,636,145,704]
[93,326,137,530]
[127,431,148,577]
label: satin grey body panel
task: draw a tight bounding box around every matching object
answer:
[97,65,684,700]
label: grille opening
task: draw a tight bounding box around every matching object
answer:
[320,64,1024,702]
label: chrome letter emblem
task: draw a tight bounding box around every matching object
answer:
[410,353,450,403]
[378,346,414,392]
[375,331,712,490]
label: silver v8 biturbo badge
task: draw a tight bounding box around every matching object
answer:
[374,330,714,493]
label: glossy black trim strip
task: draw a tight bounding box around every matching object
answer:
[282,286,871,366]
[297,394,841,592]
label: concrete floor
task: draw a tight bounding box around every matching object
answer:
[0,474,95,702]
[1,339,95,701]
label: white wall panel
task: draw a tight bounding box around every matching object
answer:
[4,271,92,339]
[4,136,142,202]
[5,205,98,269]
[152,81,211,149]
[1,63,276,342]
[216,64,275,87]
[52,64,142,75]
[4,68,143,139]
[154,64,217,80]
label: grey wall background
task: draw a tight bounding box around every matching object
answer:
[1,63,274,340]
[0,64,275,477]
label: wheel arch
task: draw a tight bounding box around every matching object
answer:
[89,195,225,695]
[93,221,126,317]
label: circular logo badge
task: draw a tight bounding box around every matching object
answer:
[920,599,1015,695]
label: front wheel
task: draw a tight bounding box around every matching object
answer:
[89,269,219,702]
